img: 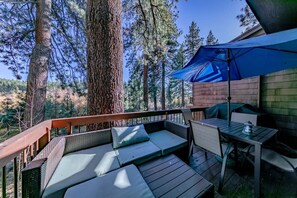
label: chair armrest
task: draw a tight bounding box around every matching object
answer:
[164,120,190,140]
[64,129,112,154]
[22,137,65,198]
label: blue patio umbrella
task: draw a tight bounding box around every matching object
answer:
[171,27,297,125]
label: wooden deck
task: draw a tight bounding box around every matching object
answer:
[190,146,297,198]
[138,154,214,198]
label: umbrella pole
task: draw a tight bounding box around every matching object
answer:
[227,49,231,126]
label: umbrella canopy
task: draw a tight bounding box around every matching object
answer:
[171,27,297,124]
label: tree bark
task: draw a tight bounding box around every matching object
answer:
[152,64,157,111]
[161,59,165,110]
[23,0,51,129]
[143,54,149,111]
[87,0,123,130]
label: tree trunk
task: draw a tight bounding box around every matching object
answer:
[23,0,51,129]
[87,0,123,130]
[152,64,157,111]
[143,54,149,111]
[182,80,185,107]
[161,59,165,110]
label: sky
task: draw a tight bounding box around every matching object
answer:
[176,0,246,43]
[0,0,247,81]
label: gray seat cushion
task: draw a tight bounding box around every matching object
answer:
[115,141,161,166]
[149,130,187,155]
[42,144,120,198]
[64,164,155,198]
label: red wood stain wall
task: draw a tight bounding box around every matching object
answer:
[193,76,259,108]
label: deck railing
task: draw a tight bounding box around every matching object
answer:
[0,107,206,197]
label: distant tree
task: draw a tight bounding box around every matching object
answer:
[0,91,25,132]
[123,0,180,111]
[0,79,26,93]
[206,30,219,45]
[236,5,259,31]
[0,1,86,90]
[86,0,123,130]
[168,44,186,108]
[0,97,14,131]
[23,0,52,129]
[182,21,204,105]
[184,21,203,62]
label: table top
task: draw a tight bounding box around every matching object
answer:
[138,154,214,198]
[196,118,278,145]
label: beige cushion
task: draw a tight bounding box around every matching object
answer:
[42,144,120,198]
[112,124,150,149]
[64,164,155,198]
[115,141,161,166]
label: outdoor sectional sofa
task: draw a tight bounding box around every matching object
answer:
[22,120,190,198]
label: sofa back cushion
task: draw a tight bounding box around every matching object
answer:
[143,120,165,133]
[112,124,150,149]
[64,128,112,154]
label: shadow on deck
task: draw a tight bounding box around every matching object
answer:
[189,146,297,198]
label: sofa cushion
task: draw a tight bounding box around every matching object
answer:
[149,130,187,155]
[42,143,120,198]
[64,164,154,198]
[112,124,150,149]
[115,141,162,166]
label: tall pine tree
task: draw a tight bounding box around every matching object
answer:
[86,0,123,130]
[123,0,180,111]
[184,21,203,62]
[206,30,219,45]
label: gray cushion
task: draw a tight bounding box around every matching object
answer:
[115,141,161,166]
[149,130,187,155]
[64,164,155,198]
[112,124,150,149]
[42,144,120,198]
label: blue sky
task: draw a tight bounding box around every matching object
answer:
[176,0,246,43]
[0,0,247,81]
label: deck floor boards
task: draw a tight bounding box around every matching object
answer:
[138,154,214,198]
[190,146,297,198]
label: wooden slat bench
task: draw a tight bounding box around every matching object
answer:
[138,154,214,198]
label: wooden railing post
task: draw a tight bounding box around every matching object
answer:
[14,158,18,198]
[67,122,72,135]
[38,128,51,152]
[2,165,6,198]
[22,149,27,168]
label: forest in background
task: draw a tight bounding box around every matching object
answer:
[0,78,87,141]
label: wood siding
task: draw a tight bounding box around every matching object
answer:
[193,76,259,107]
[192,68,297,142]
[261,68,297,140]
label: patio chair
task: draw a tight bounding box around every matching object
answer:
[189,120,234,193]
[244,143,297,178]
[181,108,192,125]
[181,109,196,159]
[231,112,258,125]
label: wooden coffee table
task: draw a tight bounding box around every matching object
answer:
[138,154,214,198]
